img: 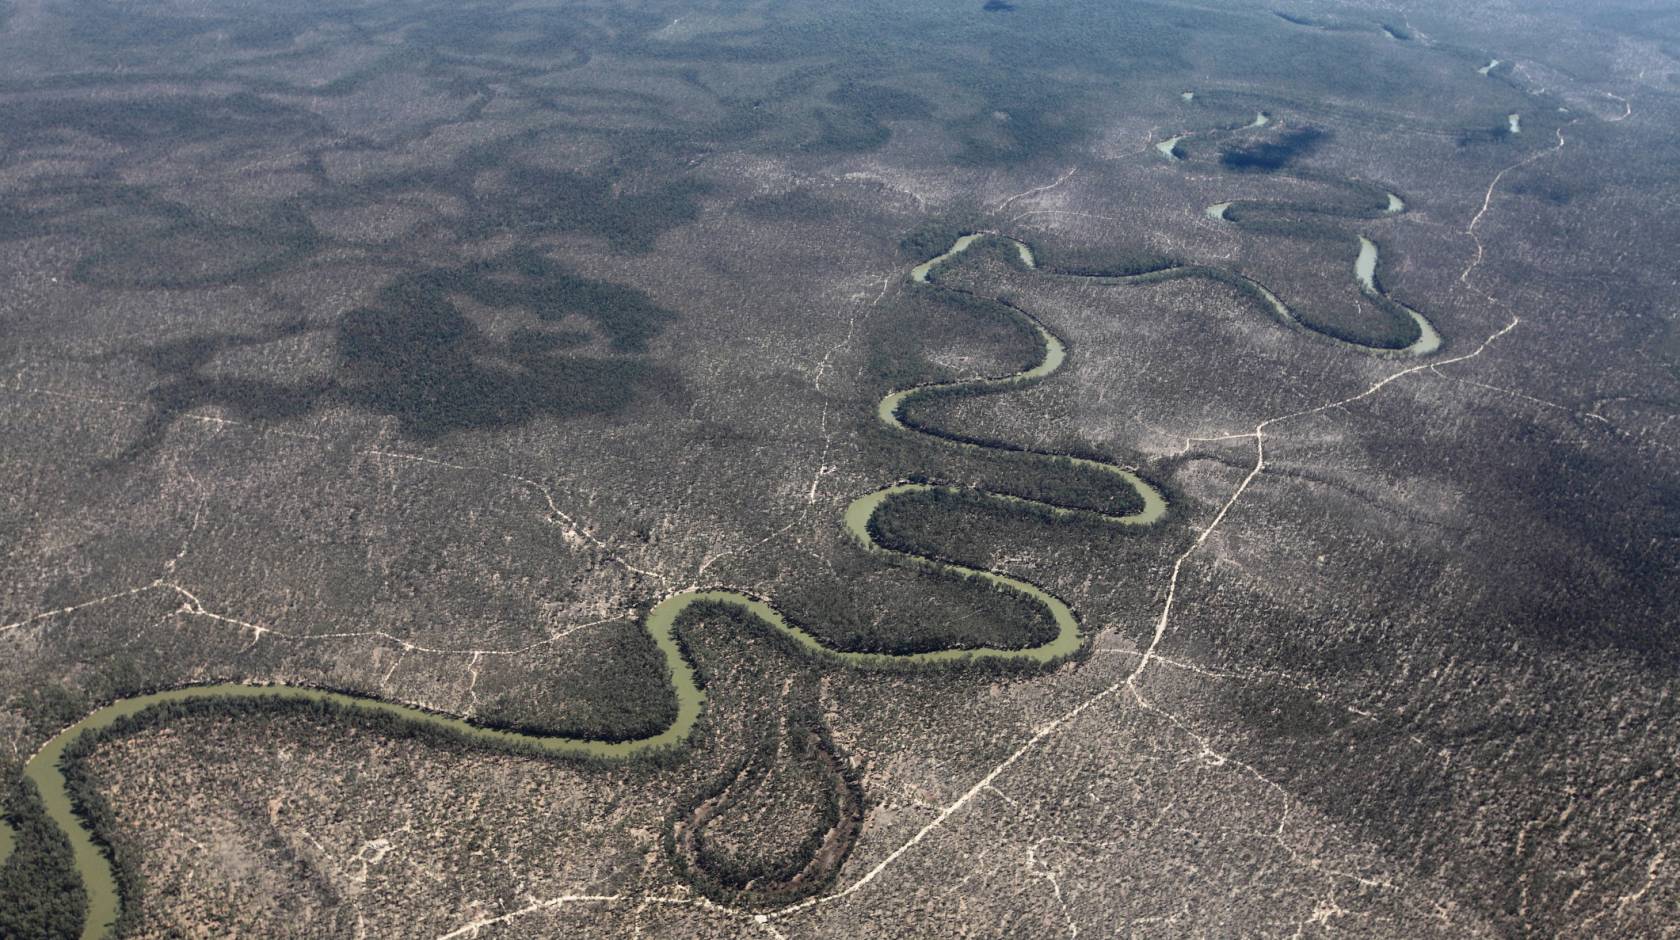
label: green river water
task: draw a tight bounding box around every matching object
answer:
[10,218,1443,935]
[1155,135,1185,160]
[1199,196,1438,356]
[7,230,1174,939]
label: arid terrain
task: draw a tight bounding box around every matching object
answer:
[1,0,1676,936]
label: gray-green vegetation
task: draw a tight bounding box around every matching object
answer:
[6,220,1193,938]
[1,0,1676,937]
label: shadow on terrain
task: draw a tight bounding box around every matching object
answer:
[1220,126,1330,172]
[103,250,683,461]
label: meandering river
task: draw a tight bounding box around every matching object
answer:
[9,169,1445,935]
[9,229,1181,940]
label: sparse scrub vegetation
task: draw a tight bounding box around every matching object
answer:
[0,0,1674,938]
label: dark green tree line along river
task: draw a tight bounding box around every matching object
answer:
[3,173,1439,936]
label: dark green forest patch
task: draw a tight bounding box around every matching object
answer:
[1220,126,1330,172]
[950,90,1092,166]
[469,164,711,252]
[0,777,86,940]
[333,252,683,437]
[108,250,684,457]
[826,82,933,121]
